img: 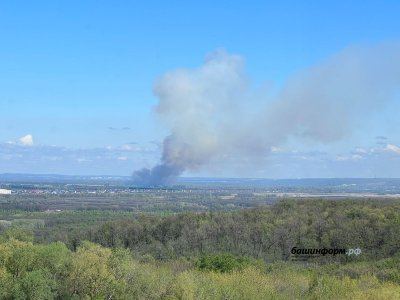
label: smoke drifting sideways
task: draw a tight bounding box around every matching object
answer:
[132,43,400,186]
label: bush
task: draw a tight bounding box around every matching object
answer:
[196,253,251,273]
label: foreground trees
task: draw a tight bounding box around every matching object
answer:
[0,199,399,299]
[0,231,399,299]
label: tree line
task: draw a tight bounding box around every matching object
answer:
[58,199,400,263]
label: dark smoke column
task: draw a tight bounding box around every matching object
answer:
[132,50,246,186]
[132,137,183,186]
[132,163,183,186]
[132,133,205,186]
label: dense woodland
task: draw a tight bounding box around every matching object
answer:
[39,199,400,263]
[0,236,400,299]
[0,198,399,299]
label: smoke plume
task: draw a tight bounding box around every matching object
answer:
[133,42,400,185]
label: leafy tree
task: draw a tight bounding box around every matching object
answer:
[67,241,117,299]
[3,228,34,243]
[12,270,55,300]
[196,253,251,273]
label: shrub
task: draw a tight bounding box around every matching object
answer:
[196,253,251,273]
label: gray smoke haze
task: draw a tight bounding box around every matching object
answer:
[133,42,400,185]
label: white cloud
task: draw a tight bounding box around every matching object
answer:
[0,142,160,175]
[122,145,132,150]
[354,147,368,154]
[336,154,363,161]
[19,134,34,146]
[270,146,284,153]
[352,154,363,160]
[76,158,91,163]
[385,144,400,155]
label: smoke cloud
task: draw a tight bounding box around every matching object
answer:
[133,42,400,185]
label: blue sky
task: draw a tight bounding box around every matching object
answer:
[1,1,400,177]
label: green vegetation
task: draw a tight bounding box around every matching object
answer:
[195,253,253,273]
[0,232,399,299]
[0,198,399,298]
[34,199,399,263]
[0,189,275,212]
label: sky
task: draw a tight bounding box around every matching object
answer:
[1,0,400,178]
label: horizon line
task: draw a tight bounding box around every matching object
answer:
[0,172,399,181]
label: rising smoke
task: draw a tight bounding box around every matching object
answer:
[133,42,400,185]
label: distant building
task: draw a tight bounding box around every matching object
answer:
[0,189,11,195]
